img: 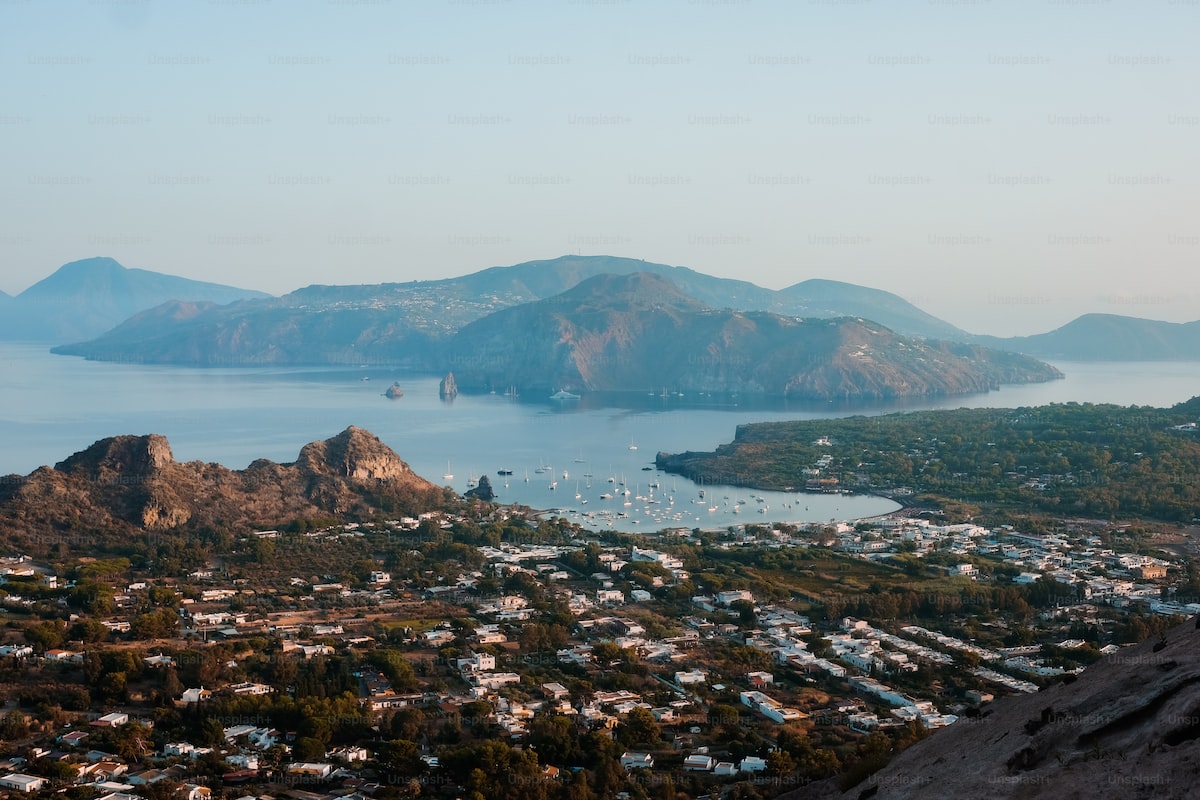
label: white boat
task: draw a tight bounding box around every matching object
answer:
[443,461,454,481]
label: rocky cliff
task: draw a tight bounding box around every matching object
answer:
[789,615,1200,800]
[0,426,447,555]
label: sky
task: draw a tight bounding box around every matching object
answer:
[1,0,1196,337]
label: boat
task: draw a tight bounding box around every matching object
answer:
[497,468,513,476]
[550,389,581,400]
[628,439,638,450]
[385,382,404,399]
[443,461,454,481]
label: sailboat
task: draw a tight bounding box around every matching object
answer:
[443,462,454,481]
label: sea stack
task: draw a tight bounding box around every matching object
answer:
[385,382,404,399]
[439,371,458,399]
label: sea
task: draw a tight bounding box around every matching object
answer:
[1,342,1196,534]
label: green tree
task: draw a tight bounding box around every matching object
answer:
[616,707,661,749]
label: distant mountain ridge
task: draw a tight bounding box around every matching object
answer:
[439,272,1061,398]
[52,267,1061,398]
[0,256,271,343]
[50,255,977,368]
[30,254,1200,362]
[980,313,1200,361]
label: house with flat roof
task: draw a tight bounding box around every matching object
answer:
[619,752,654,771]
[0,774,47,793]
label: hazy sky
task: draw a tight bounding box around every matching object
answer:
[2,0,1196,336]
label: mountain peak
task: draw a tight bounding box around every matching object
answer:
[56,255,126,273]
[297,425,419,483]
[558,271,707,312]
[4,257,269,344]
[55,433,175,480]
[1,427,446,551]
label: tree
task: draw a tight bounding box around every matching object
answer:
[292,736,326,761]
[616,706,661,748]
[24,620,67,650]
[528,715,579,765]
[765,749,797,777]
[0,710,29,740]
[376,738,423,778]
[565,770,596,800]
[68,619,109,644]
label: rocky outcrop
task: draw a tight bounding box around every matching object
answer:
[439,371,458,399]
[0,427,448,554]
[789,615,1200,800]
[464,474,495,501]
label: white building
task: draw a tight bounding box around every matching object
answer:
[0,774,47,793]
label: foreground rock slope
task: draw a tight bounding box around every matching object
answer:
[791,615,1200,800]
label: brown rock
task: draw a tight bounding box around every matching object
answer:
[0,426,446,553]
[789,616,1200,800]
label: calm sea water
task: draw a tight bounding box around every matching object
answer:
[1,344,1196,533]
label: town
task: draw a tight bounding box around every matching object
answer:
[0,484,1191,800]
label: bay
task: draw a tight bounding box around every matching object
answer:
[1,343,1196,533]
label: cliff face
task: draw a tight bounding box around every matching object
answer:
[790,615,1200,800]
[0,427,447,554]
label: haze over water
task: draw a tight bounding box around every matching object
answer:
[2,344,1196,532]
